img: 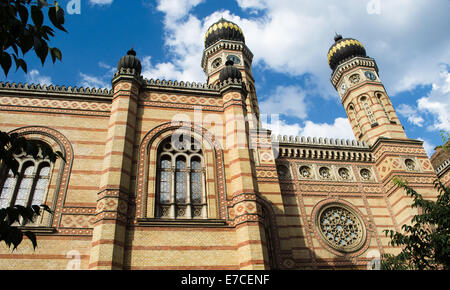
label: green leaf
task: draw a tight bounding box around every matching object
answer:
[40,204,53,214]
[13,55,28,73]
[8,227,23,251]
[23,231,37,250]
[1,52,12,76]
[17,3,29,25]
[50,47,62,63]
[48,5,67,32]
[34,38,49,66]
[5,207,19,226]
[31,5,44,27]
[31,205,41,216]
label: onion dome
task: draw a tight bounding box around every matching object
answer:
[219,60,242,83]
[327,34,366,71]
[205,18,245,48]
[117,48,142,75]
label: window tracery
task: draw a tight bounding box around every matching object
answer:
[156,137,207,219]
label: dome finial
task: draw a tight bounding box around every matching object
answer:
[127,47,136,56]
[334,33,343,42]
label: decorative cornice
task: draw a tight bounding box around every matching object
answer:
[436,158,450,176]
[0,81,113,100]
[272,134,369,149]
[272,135,373,162]
[330,56,378,88]
[144,77,246,97]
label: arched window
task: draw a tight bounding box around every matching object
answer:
[156,137,207,219]
[360,96,376,125]
[0,160,51,209]
[348,104,362,135]
[376,93,394,122]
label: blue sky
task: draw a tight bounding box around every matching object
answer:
[3,0,450,156]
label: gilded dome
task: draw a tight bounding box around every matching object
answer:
[205,18,245,48]
[328,35,366,71]
[117,48,142,75]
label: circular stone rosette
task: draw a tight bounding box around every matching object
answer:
[312,201,369,256]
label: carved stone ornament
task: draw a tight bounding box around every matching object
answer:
[349,73,360,84]
[317,204,366,253]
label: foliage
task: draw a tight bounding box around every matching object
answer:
[0,0,66,77]
[381,177,450,270]
[436,130,449,152]
[0,130,64,250]
[0,130,65,176]
[0,204,52,250]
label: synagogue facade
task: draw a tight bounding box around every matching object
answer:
[0,19,448,270]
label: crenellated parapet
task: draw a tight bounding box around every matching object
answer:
[272,135,373,162]
[272,134,369,148]
[436,158,450,176]
[0,81,113,97]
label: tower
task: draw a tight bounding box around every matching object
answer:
[328,35,407,146]
[201,18,260,129]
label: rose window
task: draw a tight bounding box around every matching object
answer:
[338,168,350,180]
[318,205,365,252]
[405,159,415,171]
[299,166,311,178]
[360,168,371,180]
[319,167,331,179]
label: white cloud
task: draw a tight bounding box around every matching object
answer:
[157,0,204,22]
[142,0,449,144]
[261,117,303,137]
[417,67,450,132]
[259,86,308,119]
[417,138,436,157]
[79,72,110,89]
[300,118,355,140]
[142,2,205,82]
[397,66,450,132]
[26,70,52,85]
[149,0,450,99]
[89,0,113,5]
[262,117,355,140]
[397,103,424,127]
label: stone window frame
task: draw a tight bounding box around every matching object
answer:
[155,136,208,219]
[357,166,377,183]
[318,165,333,180]
[336,166,355,182]
[375,92,395,124]
[297,164,315,180]
[276,162,292,180]
[359,95,377,127]
[347,102,363,137]
[399,156,422,173]
[311,199,371,257]
[136,122,227,224]
[0,126,72,232]
[0,148,53,210]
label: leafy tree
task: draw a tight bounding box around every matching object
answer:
[381,177,450,270]
[0,0,66,77]
[0,130,65,250]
